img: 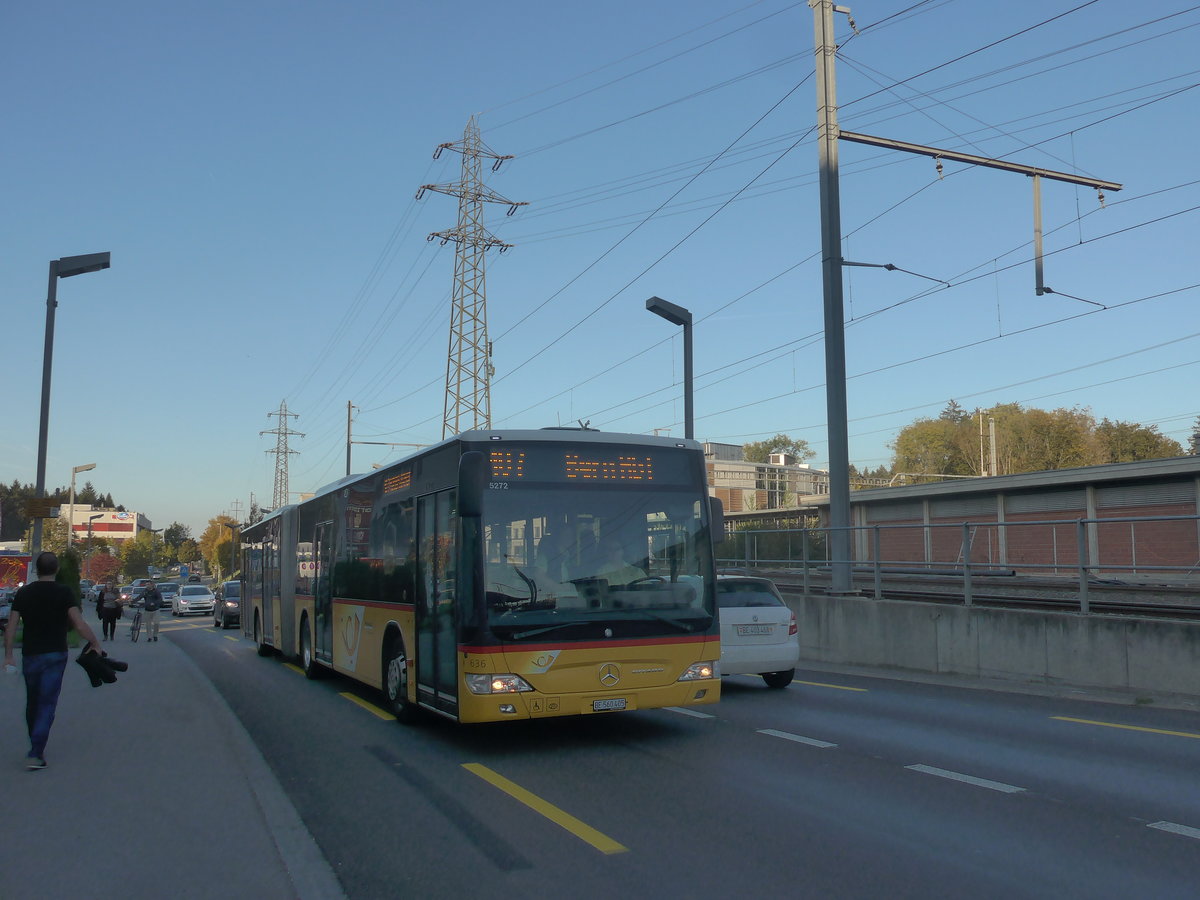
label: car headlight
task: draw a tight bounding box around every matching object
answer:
[465,673,533,694]
[677,661,716,681]
[225,601,238,608]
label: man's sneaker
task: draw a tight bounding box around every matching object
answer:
[26,757,47,771]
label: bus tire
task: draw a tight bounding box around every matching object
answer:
[383,638,417,724]
[300,615,320,679]
[255,612,272,657]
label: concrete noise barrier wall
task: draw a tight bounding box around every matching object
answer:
[789,594,1200,698]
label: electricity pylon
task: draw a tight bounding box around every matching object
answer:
[417,115,527,438]
[261,401,303,510]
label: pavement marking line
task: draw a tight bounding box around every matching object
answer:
[757,728,837,748]
[906,764,1026,794]
[794,679,868,692]
[283,663,305,676]
[1149,821,1200,841]
[339,692,393,721]
[664,706,716,719]
[223,635,239,641]
[1052,716,1200,740]
[462,763,629,856]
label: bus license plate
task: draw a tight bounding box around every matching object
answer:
[593,698,627,712]
[736,624,774,635]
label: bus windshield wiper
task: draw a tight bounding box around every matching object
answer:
[627,610,695,633]
[509,621,593,641]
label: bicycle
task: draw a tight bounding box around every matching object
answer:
[130,609,143,642]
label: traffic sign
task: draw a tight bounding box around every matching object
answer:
[25,499,59,518]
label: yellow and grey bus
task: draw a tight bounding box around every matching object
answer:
[241,428,724,723]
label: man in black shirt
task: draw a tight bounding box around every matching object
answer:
[3,551,103,770]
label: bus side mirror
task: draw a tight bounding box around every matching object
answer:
[459,451,486,518]
[709,496,726,545]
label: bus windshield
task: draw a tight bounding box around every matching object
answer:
[480,484,715,641]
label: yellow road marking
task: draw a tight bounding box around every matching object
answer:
[224,635,239,641]
[283,663,305,676]
[795,679,868,692]
[339,692,393,720]
[1052,716,1200,740]
[462,763,628,855]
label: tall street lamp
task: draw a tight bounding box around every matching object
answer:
[645,296,694,440]
[86,513,103,579]
[31,252,111,560]
[67,462,97,550]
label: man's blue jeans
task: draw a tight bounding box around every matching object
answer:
[23,651,68,758]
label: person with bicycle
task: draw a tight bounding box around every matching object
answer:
[139,581,163,642]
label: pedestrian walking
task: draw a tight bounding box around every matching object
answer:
[96,579,122,641]
[140,581,163,642]
[3,551,104,770]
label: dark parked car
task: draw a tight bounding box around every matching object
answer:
[213,580,241,629]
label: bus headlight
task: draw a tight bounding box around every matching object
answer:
[677,661,716,681]
[466,673,534,694]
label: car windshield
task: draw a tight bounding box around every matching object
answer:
[222,583,240,598]
[181,586,209,596]
[716,581,784,608]
[158,583,178,592]
[479,483,716,641]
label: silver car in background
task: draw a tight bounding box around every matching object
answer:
[173,584,216,617]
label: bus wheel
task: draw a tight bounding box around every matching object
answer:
[383,639,417,723]
[255,612,272,657]
[300,617,320,679]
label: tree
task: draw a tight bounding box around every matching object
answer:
[119,530,164,581]
[177,538,199,565]
[86,551,121,585]
[1095,419,1183,463]
[742,434,816,464]
[1188,416,1200,456]
[940,400,970,424]
[164,522,191,546]
[199,515,239,581]
[56,548,83,605]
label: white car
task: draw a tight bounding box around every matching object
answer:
[173,584,216,617]
[716,575,799,689]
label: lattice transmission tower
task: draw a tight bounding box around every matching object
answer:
[261,401,304,510]
[416,115,527,438]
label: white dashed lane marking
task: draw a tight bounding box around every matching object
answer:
[757,729,837,748]
[906,764,1026,794]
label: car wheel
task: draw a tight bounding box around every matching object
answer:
[300,618,320,680]
[383,638,417,723]
[255,612,272,657]
[762,669,795,689]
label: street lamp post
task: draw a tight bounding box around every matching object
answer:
[67,462,97,550]
[645,296,693,440]
[31,252,111,561]
[86,513,103,579]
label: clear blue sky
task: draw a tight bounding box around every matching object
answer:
[4,0,1198,537]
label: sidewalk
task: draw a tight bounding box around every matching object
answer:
[1,622,344,900]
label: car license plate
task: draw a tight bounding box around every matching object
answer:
[593,698,627,712]
[736,624,774,635]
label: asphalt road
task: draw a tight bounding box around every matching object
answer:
[165,617,1200,899]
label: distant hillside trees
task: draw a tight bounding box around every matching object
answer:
[891,402,1182,480]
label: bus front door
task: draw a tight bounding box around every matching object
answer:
[416,491,458,717]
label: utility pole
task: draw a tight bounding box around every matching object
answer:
[346,401,357,477]
[261,401,303,510]
[811,0,855,595]
[808,0,1119,594]
[416,115,527,438]
[230,498,244,522]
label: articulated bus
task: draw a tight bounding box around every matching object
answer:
[240,428,725,723]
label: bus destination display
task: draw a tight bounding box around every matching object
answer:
[485,446,693,484]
